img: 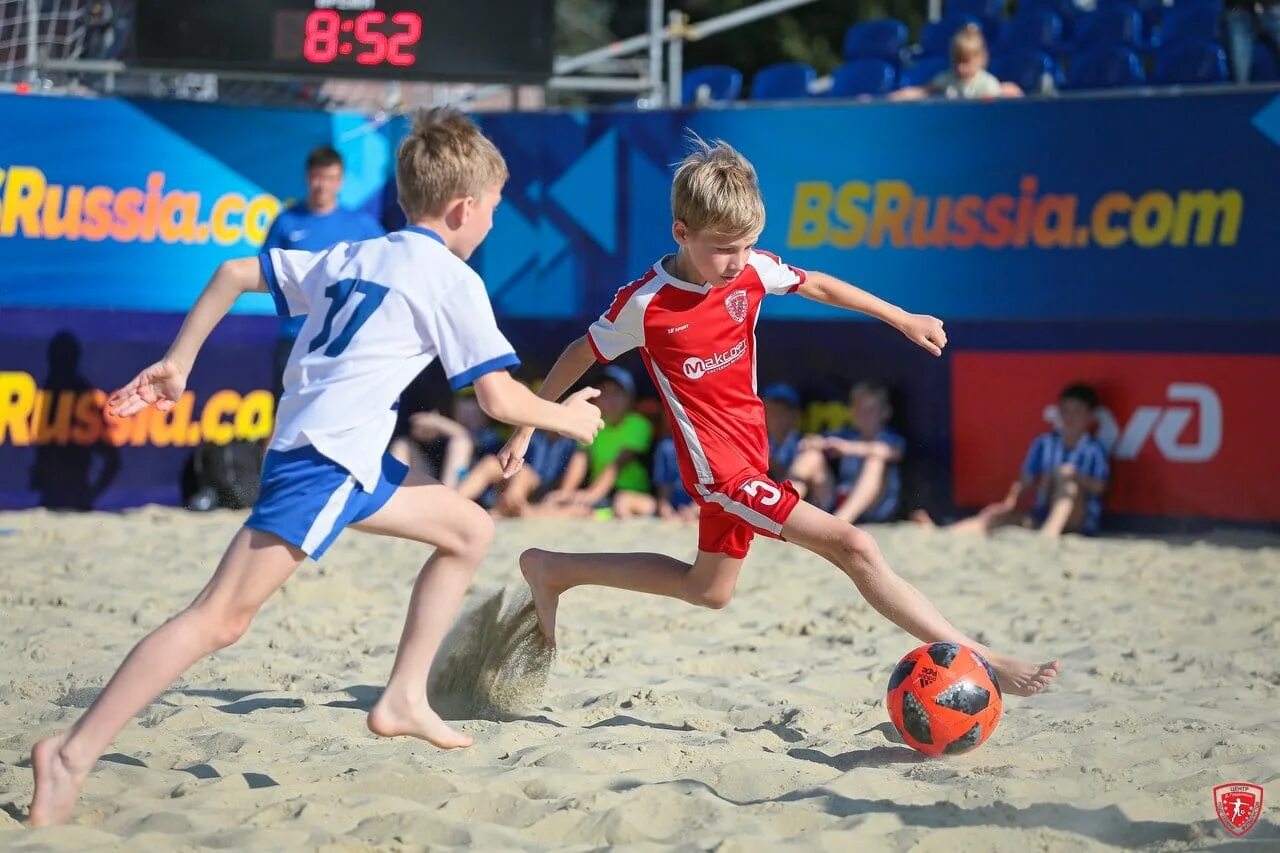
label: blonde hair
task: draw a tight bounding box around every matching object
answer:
[951,23,988,64]
[396,107,508,220]
[670,135,766,238]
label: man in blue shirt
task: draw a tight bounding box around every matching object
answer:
[263,145,385,398]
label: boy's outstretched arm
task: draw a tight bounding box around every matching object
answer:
[471,371,602,444]
[497,335,598,476]
[108,258,264,417]
[798,271,948,356]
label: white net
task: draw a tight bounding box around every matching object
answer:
[0,0,107,83]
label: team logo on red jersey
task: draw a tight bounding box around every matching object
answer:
[725,289,748,323]
[683,340,748,379]
[1214,783,1263,836]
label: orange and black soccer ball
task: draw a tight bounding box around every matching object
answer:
[886,642,1003,757]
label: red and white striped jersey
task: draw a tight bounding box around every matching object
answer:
[587,250,806,489]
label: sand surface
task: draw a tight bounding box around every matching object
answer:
[1,508,1277,850]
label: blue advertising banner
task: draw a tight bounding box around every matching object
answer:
[3,91,1279,322]
[0,96,394,313]
[0,308,276,510]
[467,90,1280,324]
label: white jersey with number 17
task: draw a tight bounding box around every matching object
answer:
[259,225,518,490]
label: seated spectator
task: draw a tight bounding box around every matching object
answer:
[458,430,576,516]
[762,382,803,482]
[390,390,502,489]
[651,428,699,522]
[913,382,1109,537]
[891,24,1023,101]
[530,366,655,518]
[1226,0,1280,84]
[788,381,906,524]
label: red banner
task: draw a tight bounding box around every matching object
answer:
[952,352,1280,522]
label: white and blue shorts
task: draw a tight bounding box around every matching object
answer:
[245,446,408,560]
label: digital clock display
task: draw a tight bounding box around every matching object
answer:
[134,0,554,83]
[272,9,424,68]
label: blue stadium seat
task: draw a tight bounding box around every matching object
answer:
[919,13,983,58]
[1075,5,1144,50]
[1251,42,1280,82]
[843,19,909,63]
[682,65,743,104]
[750,62,817,100]
[946,0,1003,41]
[829,59,898,97]
[990,49,1061,93]
[1154,39,1228,83]
[1098,0,1164,45]
[1020,0,1084,41]
[996,9,1065,54]
[899,56,951,86]
[948,0,1003,20]
[1161,4,1222,46]
[1066,45,1147,88]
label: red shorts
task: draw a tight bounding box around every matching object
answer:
[693,471,801,559]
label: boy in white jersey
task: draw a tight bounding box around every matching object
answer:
[28,109,604,827]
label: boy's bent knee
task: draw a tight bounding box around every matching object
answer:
[833,526,881,577]
[686,584,734,609]
[190,603,257,650]
[448,501,495,560]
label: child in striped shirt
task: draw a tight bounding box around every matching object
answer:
[914,383,1109,537]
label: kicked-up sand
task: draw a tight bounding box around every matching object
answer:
[1,507,1277,850]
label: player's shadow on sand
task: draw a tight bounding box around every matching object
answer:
[635,778,1248,847]
[167,687,303,715]
[780,794,1260,848]
[787,745,923,771]
[214,696,304,715]
[587,715,695,733]
[103,753,276,788]
[175,688,263,703]
[322,684,382,711]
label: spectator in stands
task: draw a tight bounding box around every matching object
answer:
[457,430,577,517]
[788,381,906,524]
[84,2,117,59]
[530,366,655,519]
[762,382,803,483]
[390,391,502,490]
[1226,0,1280,84]
[891,24,1023,101]
[651,424,699,522]
[913,382,1109,537]
[262,146,384,402]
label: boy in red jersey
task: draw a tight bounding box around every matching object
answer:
[500,137,1058,697]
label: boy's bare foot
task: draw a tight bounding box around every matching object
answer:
[985,654,1060,697]
[909,509,937,528]
[29,734,90,827]
[519,548,562,649]
[367,694,472,749]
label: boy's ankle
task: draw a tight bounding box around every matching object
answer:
[55,737,96,773]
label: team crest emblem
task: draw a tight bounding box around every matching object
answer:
[1214,783,1263,837]
[725,289,748,323]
